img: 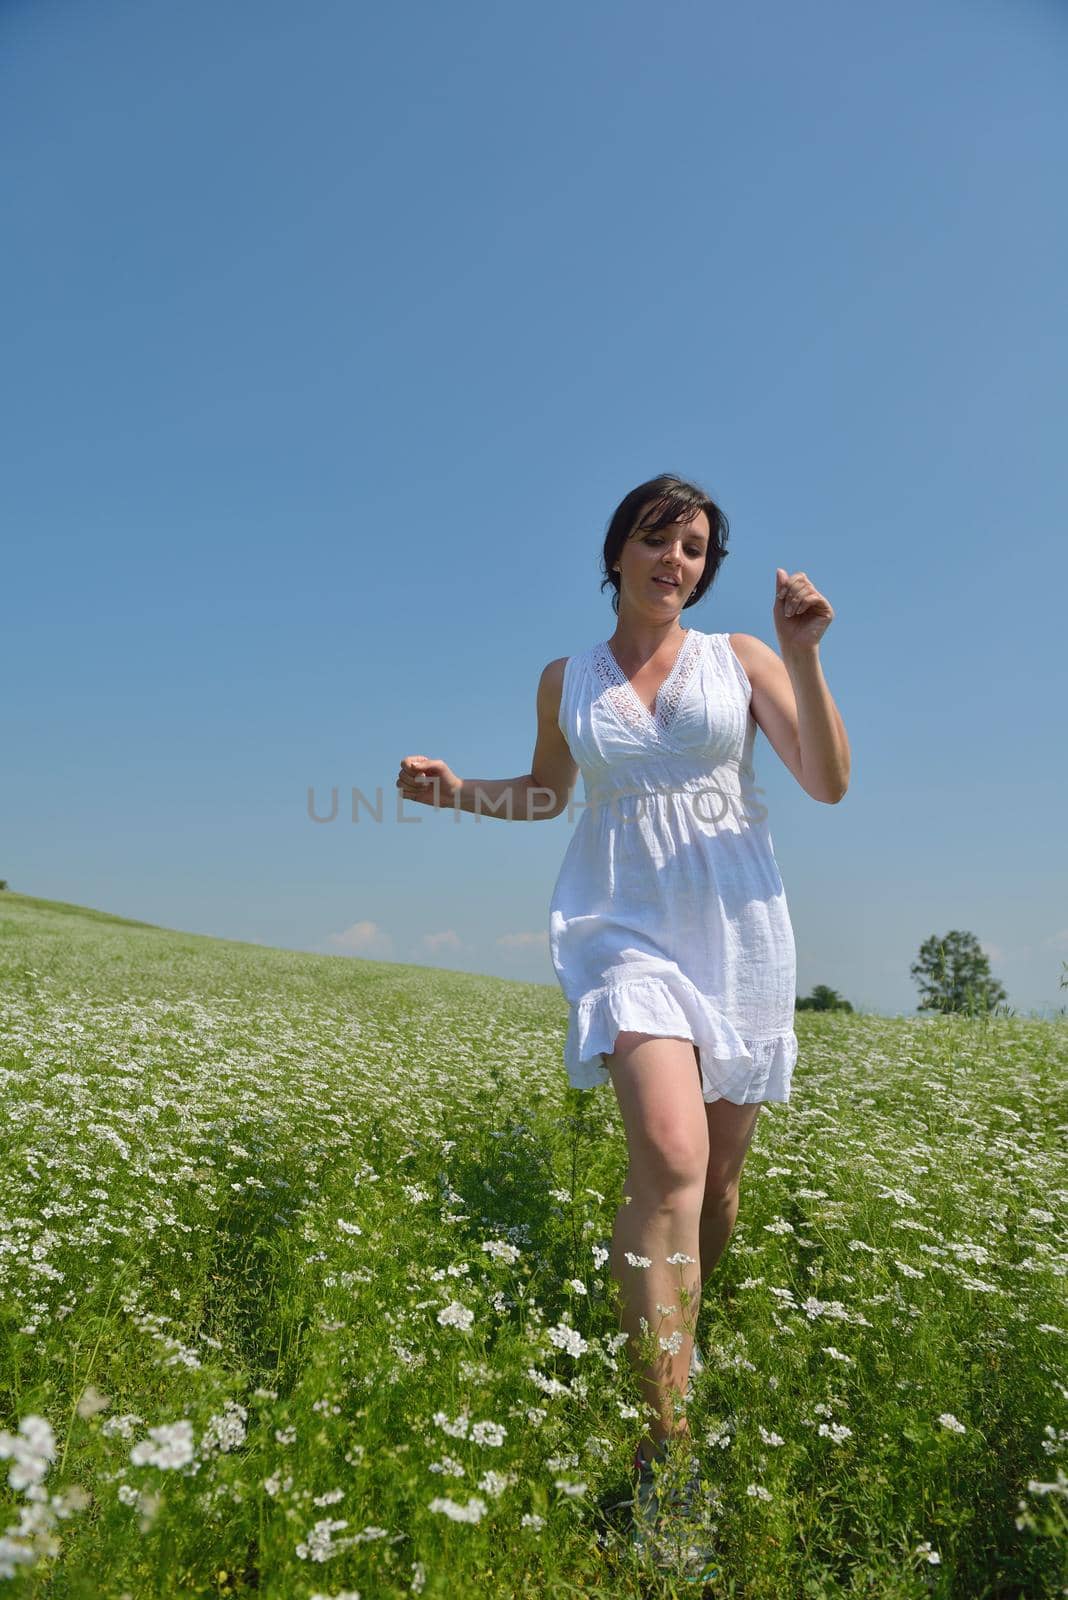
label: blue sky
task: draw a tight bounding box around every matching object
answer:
[2,0,1065,1018]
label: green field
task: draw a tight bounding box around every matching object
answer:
[0,892,1065,1598]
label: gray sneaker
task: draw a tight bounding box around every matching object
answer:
[630,1436,720,1584]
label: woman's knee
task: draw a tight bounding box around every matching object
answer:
[702,1100,763,1200]
[631,1140,708,1203]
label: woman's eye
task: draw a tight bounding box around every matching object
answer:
[644,535,702,557]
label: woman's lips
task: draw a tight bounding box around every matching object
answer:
[653,576,679,588]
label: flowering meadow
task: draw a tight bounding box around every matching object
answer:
[0,890,1065,1598]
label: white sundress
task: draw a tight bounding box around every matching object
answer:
[548,627,798,1105]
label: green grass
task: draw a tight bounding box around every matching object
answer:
[0,891,1065,1599]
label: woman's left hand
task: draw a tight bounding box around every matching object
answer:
[774,567,835,652]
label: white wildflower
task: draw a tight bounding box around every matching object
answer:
[481,1239,520,1264]
[201,1401,248,1454]
[547,1322,588,1357]
[101,1414,144,1439]
[433,1411,471,1440]
[428,1495,487,1523]
[437,1302,474,1331]
[130,1420,196,1470]
[469,1420,506,1447]
[1026,1469,1068,1499]
[526,1366,571,1397]
[477,1469,515,1496]
[75,1385,111,1420]
[0,1416,56,1491]
[295,1517,358,1561]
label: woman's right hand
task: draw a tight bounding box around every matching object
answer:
[396,754,463,807]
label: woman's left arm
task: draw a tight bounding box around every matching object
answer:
[730,569,851,805]
[773,567,850,804]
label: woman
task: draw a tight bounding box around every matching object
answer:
[396,472,850,1567]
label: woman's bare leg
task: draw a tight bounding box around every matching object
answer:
[605,1032,708,1461]
[693,1049,764,1290]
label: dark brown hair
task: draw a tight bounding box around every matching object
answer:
[600,472,730,616]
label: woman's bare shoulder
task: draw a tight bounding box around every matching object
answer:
[537,655,569,711]
[727,632,778,682]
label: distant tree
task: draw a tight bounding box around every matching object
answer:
[796,984,854,1012]
[0,880,7,891]
[910,930,1008,1016]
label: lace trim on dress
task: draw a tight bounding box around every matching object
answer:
[658,629,704,727]
[591,645,647,735]
[593,629,703,737]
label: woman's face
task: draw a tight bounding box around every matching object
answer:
[614,508,710,612]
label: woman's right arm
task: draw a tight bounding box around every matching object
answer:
[396,657,578,822]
